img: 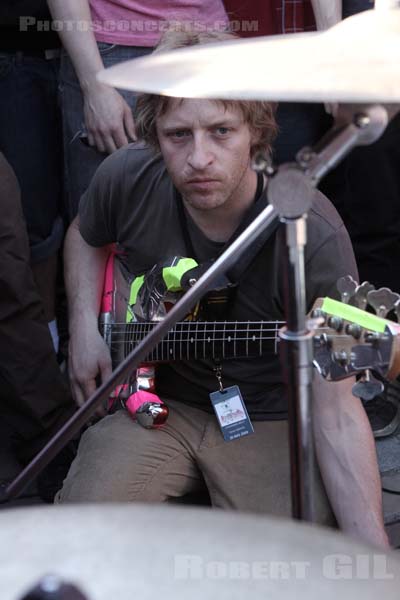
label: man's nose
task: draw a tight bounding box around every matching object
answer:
[187,136,214,170]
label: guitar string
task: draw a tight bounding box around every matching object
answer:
[107,324,287,336]
[102,325,337,342]
[107,320,286,326]
[108,330,338,347]
[107,327,335,340]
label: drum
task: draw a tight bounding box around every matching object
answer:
[1,504,399,599]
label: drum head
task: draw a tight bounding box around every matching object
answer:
[0,504,399,599]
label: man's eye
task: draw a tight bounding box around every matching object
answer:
[215,127,230,135]
[168,130,189,139]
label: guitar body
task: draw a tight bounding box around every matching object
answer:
[100,253,198,397]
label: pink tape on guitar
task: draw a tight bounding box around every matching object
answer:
[101,248,117,314]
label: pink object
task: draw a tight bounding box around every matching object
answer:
[89,0,228,47]
[126,390,163,417]
[101,251,116,313]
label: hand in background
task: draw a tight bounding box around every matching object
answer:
[83,82,136,153]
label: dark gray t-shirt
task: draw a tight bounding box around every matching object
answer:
[79,144,358,420]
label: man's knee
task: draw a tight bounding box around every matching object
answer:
[57,411,200,503]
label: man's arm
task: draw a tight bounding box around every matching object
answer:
[47,0,136,153]
[312,373,389,548]
[64,217,113,405]
[311,0,342,29]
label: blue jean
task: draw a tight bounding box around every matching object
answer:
[343,0,373,18]
[59,42,152,221]
[0,52,64,263]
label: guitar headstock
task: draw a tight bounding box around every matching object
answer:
[310,277,400,382]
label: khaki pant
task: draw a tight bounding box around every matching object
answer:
[56,399,335,525]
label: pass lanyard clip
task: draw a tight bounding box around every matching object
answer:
[213,362,225,393]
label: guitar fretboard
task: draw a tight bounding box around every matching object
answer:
[101,320,284,362]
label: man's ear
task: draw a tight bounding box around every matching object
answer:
[249,129,263,161]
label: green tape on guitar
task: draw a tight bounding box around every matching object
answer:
[162,258,198,292]
[322,297,387,333]
[126,275,145,323]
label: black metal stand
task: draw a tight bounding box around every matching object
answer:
[2,104,392,520]
[267,104,390,521]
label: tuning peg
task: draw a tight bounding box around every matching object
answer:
[345,322,362,339]
[367,287,400,318]
[327,316,343,331]
[353,281,375,310]
[337,275,358,304]
[352,371,384,401]
[395,299,400,323]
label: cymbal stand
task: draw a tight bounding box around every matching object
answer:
[263,103,390,520]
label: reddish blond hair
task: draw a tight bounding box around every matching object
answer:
[134,27,277,160]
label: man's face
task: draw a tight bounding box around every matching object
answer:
[156,99,257,212]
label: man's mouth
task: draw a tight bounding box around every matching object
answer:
[186,178,219,184]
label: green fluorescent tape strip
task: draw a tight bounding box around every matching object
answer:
[126,275,144,323]
[322,297,387,333]
[162,258,198,292]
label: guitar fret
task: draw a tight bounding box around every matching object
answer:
[124,321,129,359]
[259,322,262,356]
[274,321,278,355]
[222,321,226,359]
[212,321,216,360]
[145,323,149,361]
[151,323,157,362]
[195,321,199,360]
[234,322,237,358]
[128,321,134,359]
[246,321,250,357]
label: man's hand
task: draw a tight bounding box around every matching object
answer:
[68,324,112,408]
[83,82,136,154]
[64,218,111,411]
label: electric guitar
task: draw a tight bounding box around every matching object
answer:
[99,254,400,387]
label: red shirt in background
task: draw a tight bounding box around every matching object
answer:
[223,0,316,36]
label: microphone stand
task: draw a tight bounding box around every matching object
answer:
[2,105,391,523]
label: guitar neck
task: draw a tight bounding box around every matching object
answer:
[103,320,283,362]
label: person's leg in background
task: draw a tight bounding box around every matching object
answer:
[273,102,333,166]
[0,153,76,470]
[0,52,64,351]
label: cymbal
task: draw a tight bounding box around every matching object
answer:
[98,8,400,103]
[1,504,400,599]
